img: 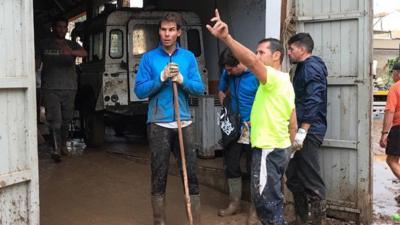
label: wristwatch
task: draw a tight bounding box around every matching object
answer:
[381,131,389,135]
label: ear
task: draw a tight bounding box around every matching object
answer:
[272,51,281,62]
[300,45,308,54]
[177,29,182,37]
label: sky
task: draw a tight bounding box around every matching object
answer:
[374,0,400,31]
[374,0,400,13]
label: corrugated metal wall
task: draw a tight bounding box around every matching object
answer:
[0,0,39,224]
[295,0,372,223]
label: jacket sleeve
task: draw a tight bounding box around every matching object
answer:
[218,70,229,92]
[180,54,205,96]
[134,54,164,99]
[302,66,327,123]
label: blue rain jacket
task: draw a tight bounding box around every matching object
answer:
[293,55,328,142]
[218,69,259,122]
[134,44,205,123]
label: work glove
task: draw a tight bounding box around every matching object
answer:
[237,122,250,144]
[160,63,179,81]
[171,72,184,84]
[292,128,307,150]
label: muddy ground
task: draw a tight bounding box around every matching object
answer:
[38,119,399,225]
[39,134,254,225]
[371,119,400,225]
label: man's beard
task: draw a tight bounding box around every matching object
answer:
[289,58,298,64]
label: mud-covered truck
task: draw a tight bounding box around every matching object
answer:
[73,9,208,146]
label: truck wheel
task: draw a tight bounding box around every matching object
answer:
[81,111,105,147]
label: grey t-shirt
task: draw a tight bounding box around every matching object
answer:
[38,38,82,90]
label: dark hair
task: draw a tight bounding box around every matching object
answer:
[258,38,284,63]
[288,33,314,53]
[159,12,182,30]
[219,48,239,67]
[52,16,68,27]
[392,62,400,72]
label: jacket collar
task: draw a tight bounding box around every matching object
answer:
[157,42,181,56]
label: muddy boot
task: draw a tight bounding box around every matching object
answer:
[152,195,167,225]
[293,192,309,224]
[190,195,201,225]
[218,178,242,216]
[309,199,326,225]
[60,124,70,156]
[50,128,62,163]
[60,146,70,156]
[247,203,261,225]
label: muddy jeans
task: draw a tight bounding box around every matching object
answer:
[285,137,326,200]
[43,89,76,149]
[223,142,252,179]
[250,148,289,225]
[147,123,199,196]
[43,89,76,131]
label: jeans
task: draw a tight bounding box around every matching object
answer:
[250,148,290,225]
[286,137,326,200]
[147,123,199,196]
[223,142,252,179]
[43,89,76,130]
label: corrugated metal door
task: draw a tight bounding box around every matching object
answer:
[295,0,372,224]
[0,1,39,224]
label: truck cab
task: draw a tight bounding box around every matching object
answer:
[73,9,208,145]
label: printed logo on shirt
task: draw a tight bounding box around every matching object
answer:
[43,49,61,56]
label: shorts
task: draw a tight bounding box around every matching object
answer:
[386,125,400,156]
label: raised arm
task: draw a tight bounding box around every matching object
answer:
[206,9,267,84]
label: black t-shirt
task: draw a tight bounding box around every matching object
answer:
[38,38,81,90]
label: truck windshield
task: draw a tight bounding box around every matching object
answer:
[132,24,159,56]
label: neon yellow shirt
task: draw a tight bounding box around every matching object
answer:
[250,66,295,149]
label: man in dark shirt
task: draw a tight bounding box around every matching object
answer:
[37,17,87,162]
[286,33,328,225]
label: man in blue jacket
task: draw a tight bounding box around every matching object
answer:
[217,48,259,224]
[134,13,205,225]
[286,33,328,225]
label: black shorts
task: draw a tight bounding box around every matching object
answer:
[386,125,400,156]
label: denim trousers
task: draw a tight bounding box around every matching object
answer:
[147,123,199,196]
[250,148,290,225]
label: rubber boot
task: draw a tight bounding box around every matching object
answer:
[218,178,242,216]
[60,124,70,156]
[152,195,167,225]
[190,195,201,225]
[293,192,308,225]
[247,203,261,225]
[50,128,62,163]
[309,199,326,225]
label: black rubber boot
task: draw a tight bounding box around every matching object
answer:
[293,192,309,224]
[151,195,167,225]
[309,199,326,225]
[50,128,62,163]
[60,124,70,156]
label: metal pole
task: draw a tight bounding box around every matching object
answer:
[173,82,193,225]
